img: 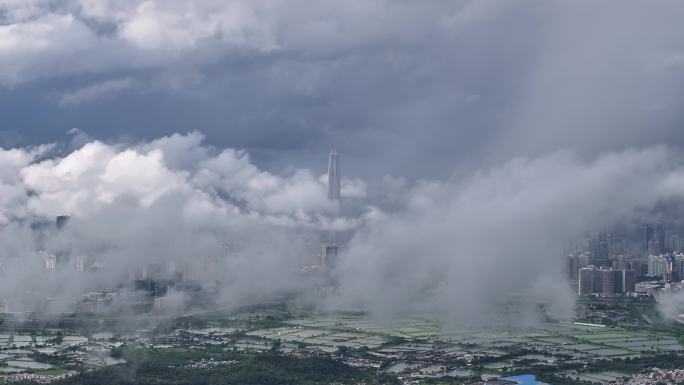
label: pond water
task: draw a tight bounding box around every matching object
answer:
[91,332,114,340]
[103,356,126,365]
[0,367,23,373]
[387,362,421,373]
[446,369,475,377]
[6,360,54,369]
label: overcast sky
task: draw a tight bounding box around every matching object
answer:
[3,0,684,178]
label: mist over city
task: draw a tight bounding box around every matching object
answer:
[3,1,684,384]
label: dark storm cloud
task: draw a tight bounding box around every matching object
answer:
[2,1,683,178]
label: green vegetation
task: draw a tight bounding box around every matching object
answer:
[39,347,399,385]
[6,302,684,385]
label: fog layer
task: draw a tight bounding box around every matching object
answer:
[1,134,683,323]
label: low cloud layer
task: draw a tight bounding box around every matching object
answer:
[0,132,363,311]
[1,133,684,325]
[336,147,684,324]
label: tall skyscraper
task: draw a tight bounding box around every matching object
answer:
[648,254,667,278]
[641,224,653,253]
[327,149,340,201]
[579,266,600,295]
[622,270,636,293]
[657,224,667,254]
[602,269,622,297]
[590,231,610,267]
[56,215,70,229]
[321,245,339,269]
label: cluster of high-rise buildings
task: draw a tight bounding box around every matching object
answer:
[571,252,684,295]
[568,225,684,296]
[646,253,684,282]
[578,266,635,296]
[568,253,646,282]
[574,225,679,266]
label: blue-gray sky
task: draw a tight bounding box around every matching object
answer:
[3,0,684,178]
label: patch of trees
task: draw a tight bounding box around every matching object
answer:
[33,348,400,385]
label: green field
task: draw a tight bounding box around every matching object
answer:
[34,368,69,376]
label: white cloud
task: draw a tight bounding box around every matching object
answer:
[0,13,106,85]
[15,133,341,221]
[1,133,684,322]
[98,149,186,206]
[0,0,467,86]
[0,133,345,309]
[334,147,684,324]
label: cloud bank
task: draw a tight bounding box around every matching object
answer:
[1,132,684,325]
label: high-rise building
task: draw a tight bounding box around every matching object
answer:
[656,224,667,254]
[327,149,340,202]
[54,215,73,268]
[622,270,636,293]
[648,237,662,256]
[74,255,85,272]
[567,253,591,281]
[613,255,647,278]
[579,266,604,295]
[321,245,339,269]
[602,269,623,297]
[590,231,610,267]
[45,254,56,271]
[56,215,70,229]
[667,234,681,253]
[578,253,591,268]
[642,224,653,254]
[326,149,341,247]
[608,234,626,256]
[674,257,684,281]
[647,255,667,278]
[166,260,191,281]
[567,255,578,281]
[579,265,634,296]
[665,254,677,282]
